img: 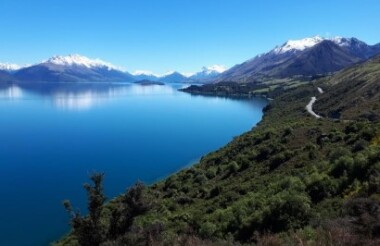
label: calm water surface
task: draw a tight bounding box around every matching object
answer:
[0,83,267,245]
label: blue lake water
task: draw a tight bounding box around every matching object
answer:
[0,83,267,245]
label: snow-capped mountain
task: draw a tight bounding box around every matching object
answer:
[218,36,380,83]
[132,70,160,81]
[132,66,229,83]
[132,70,158,77]
[190,65,227,81]
[0,63,22,71]
[2,38,380,85]
[14,54,134,83]
[272,36,325,54]
[0,63,23,82]
[271,36,376,56]
[132,70,194,83]
[0,54,228,84]
[43,54,122,71]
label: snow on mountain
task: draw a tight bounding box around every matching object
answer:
[271,36,367,55]
[159,71,189,83]
[0,63,22,71]
[190,65,228,80]
[218,35,380,83]
[159,71,176,77]
[133,67,227,81]
[132,70,158,77]
[202,65,227,74]
[43,54,121,71]
[331,36,352,47]
[14,54,134,82]
[182,72,196,78]
[272,36,325,54]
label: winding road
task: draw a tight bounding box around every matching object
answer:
[305,87,323,119]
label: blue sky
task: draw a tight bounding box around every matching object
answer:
[1,0,379,74]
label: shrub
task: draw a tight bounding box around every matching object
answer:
[256,146,272,161]
[164,177,178,191]
[199,222,217,238]
[270,151,293,170]
[352,139,368,152]
[176,196,193,205]
[209,186,222,198]
[306,173,338,203]
[228,161,240,174]
[331,155,354,177]
[194,173,208,184]
[343,198,380,237]
[283,126,293,136]
[264,192,312,232]
[329,147,351,162]
[360,128,376,141]
[206,168,217,179]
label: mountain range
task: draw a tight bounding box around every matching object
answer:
[1,36,379,84]
[217,36,380,82]
[0,55,226,83]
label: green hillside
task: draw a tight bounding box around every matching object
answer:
[314,55,380,121]
[56,56,380,245]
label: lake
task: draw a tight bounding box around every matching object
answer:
[0,82,267,245]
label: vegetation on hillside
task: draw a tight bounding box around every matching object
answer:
[180,78,317,99]
[314,55,380,121]
[56,56,380,245]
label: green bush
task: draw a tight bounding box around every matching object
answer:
[206,168,217,179]
[194,173,208,184]
[228,161,240,174]
[306,173,338,202]
[199,222,217,238]
[331,155,354,177]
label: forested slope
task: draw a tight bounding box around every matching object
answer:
[56,56,380,246]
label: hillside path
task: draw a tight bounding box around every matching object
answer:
[305,87,324,118]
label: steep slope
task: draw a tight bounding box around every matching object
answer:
[217,36,380,83]
[314,55,380,120]
[56,57,380,245]
[276,40,362,77]
[14,55,135,83]
[333,37,380,59]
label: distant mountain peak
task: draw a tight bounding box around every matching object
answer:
[158,71,190,83]
[271,36,366,55]
[217,35,380,83]
[273,36,325,54]
[201,65,227,74]
[132,70,158,76]
[160,71,181,77]
[0,63,22,71]
[43,54,121,71]
[330,36,368,48]
[188,65,228,81]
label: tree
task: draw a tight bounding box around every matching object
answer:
[64,173,106,246]
[108,182,150,239]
